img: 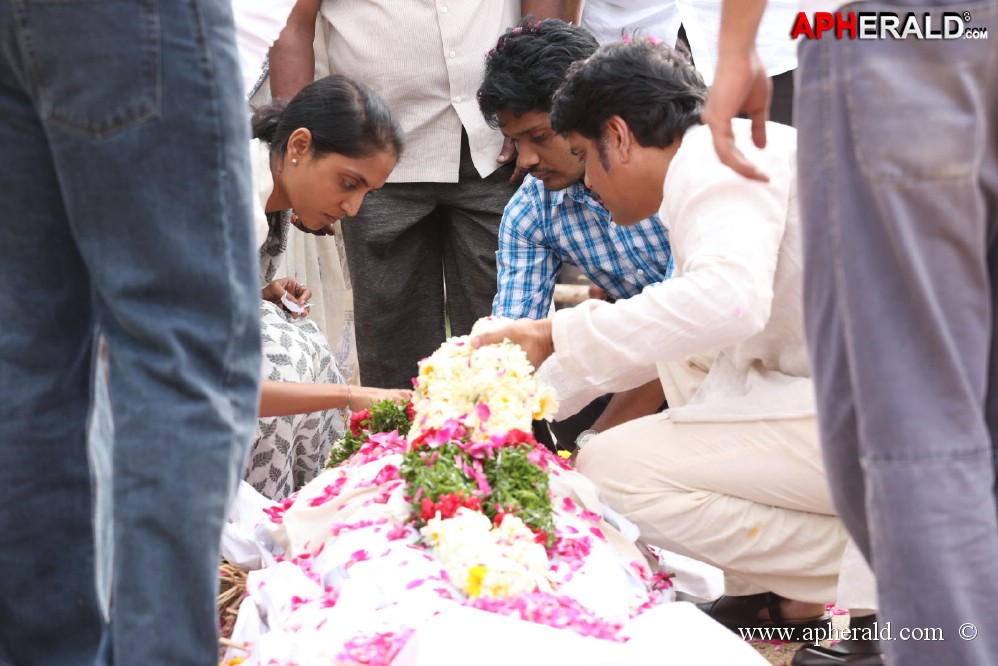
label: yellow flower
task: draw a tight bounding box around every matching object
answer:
[466,564,489,597]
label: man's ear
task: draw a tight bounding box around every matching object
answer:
[604,115,632,163]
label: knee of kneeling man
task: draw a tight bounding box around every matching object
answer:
[575,431,626,484]
[576,427,675,495]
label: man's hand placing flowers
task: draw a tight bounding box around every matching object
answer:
[470,317,555,372]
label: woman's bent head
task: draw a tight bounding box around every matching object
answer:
[253,75,404,230]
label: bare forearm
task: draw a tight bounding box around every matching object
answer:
[522,0,579,22]
[259,380,348,418]
[719,0,768,57]
[591,379,665,432]
[565,0,583,23]
[268,0,320,99]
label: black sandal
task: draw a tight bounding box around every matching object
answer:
[697,592,831,642]
[791,614,883,666]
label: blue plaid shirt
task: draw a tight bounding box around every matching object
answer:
[493,175,675,320]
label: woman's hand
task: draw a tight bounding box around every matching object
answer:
[262,277,312,318]
[349,386,413,412]
[259,381,409,418]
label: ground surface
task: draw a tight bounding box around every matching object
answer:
[753,641,806,665]
[751,612,850,665]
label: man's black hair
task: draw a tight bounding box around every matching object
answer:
[550,40,707,155]
[478,17,599,128]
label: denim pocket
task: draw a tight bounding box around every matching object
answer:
[842,1,996,182]
[19,0,160,138]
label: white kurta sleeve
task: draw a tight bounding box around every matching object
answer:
[537,354,660,420]
[551,125,794,388]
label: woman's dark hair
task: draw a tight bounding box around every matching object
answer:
[252,74,403,160]
[477,17,599,128]
[550,40,706,155]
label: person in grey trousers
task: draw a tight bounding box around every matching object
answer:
[704,1,998,665]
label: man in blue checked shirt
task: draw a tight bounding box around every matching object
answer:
[478,18,674,447]
[480,18,675,321]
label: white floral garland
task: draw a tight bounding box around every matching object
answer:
[420,508,552,599]
[408,335,558,442]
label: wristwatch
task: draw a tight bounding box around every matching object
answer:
[574,429,599,451]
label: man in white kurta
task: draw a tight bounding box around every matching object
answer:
[471,39,876,631]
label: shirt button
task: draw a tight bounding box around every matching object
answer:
[449,50,456,58]
[637,269,645,276]
[453,96,463,103]
[440,5,448,12]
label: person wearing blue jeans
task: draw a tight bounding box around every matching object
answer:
[0,2,262,665]
[705,1,998,665]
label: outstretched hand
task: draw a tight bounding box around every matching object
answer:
[702,49,772,182]
[349,386,413,412]
[470,317,555,371]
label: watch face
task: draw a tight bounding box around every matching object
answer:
[575,430,598,449]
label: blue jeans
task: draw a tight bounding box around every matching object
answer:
[798,2,998,664]
[0,2,261,664]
